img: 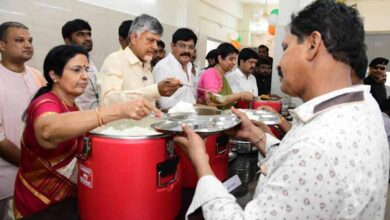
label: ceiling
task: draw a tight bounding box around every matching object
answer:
[239,0,279,4]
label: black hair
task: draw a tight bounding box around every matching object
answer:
[351,49,368,79]
[369,57,389,68]
[258,45,269,53]
[62,19,91,40]
[290,0,365,69]
[0,21,28,41]
[23,45,88,121]
[215,43,239,63]
[118,20,132,39]
[172,28,197,45]
[257,57,273,67]
[238,48,259,65]
[205,49,217,60]
[157,40,165,49]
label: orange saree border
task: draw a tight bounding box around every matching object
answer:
[18,143,76,205]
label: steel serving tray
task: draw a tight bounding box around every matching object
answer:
[151,115,241,135]
[239,109,280,125]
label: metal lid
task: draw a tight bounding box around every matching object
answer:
[151,115,241,135]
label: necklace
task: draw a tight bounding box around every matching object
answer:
[51,91,79,112]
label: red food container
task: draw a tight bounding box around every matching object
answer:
[175,134,229,188]
[235,100,252,109]
[252,100,282,113]
[78,129,181,220]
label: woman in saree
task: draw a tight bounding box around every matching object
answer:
[197,43,255,110]
[13,45,158,218]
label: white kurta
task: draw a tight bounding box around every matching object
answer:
[186,85,389,220]
[225,68,258,95]
[153,53,196,109]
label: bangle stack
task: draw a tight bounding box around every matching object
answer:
[95,108,104,126]
[253,133,266,145]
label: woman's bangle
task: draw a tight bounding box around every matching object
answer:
[95,107,104,126]
[253,133,266,145]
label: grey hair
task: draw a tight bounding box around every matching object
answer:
[0,21,28,41]
[128,14,163,38]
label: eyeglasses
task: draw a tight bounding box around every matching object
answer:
[175,43,195,50]
[373,66,386,71]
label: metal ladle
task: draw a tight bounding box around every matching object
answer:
[180,83,228,104]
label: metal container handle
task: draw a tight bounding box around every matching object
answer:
[157,171,177,188]
[78,136,92,161]
[216,135,229,155]
[156,157,179,188]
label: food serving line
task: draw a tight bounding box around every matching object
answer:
[22,99,284,220]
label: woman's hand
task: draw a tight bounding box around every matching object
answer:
[242,91,255,101]
[173,125,213,178]
[121,98,161,120]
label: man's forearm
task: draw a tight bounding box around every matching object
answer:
[0,139,21,166]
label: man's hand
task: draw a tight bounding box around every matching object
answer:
[225,107,265,141]
[173,125,213,177]
[158,77,181,96]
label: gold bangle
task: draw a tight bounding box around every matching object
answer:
[95,108,103,126]
[253,133,266,145]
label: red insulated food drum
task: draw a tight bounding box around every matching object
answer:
[175,134,229,189]
[77,120,181,220]
[252,100,282,113]
[235,100,252,109]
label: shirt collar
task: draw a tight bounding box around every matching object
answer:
[167,53,192,72]
[292,85,369,123]
[234,68,251,80]
[123,47,151,71]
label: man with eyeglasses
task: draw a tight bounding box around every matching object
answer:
[62,19,99,110]
[364,57,389,105]
[0,21,45,220]
[153,28,198,109]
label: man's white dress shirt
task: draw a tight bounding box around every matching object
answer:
[225,68,258,95]
[186,85,389,220]
[153,53,196,109]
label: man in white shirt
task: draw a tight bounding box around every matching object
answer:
[0,22,45,220]
[153,28,197,109]
[225,48,259,95]
[62,19,99,110]
[173,1,389,219]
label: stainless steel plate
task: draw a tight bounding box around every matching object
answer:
[151,115,241,135]
[239,109,280,125]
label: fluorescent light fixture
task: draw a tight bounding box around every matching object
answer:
[0,9,27,16]
[31,1,72,11]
